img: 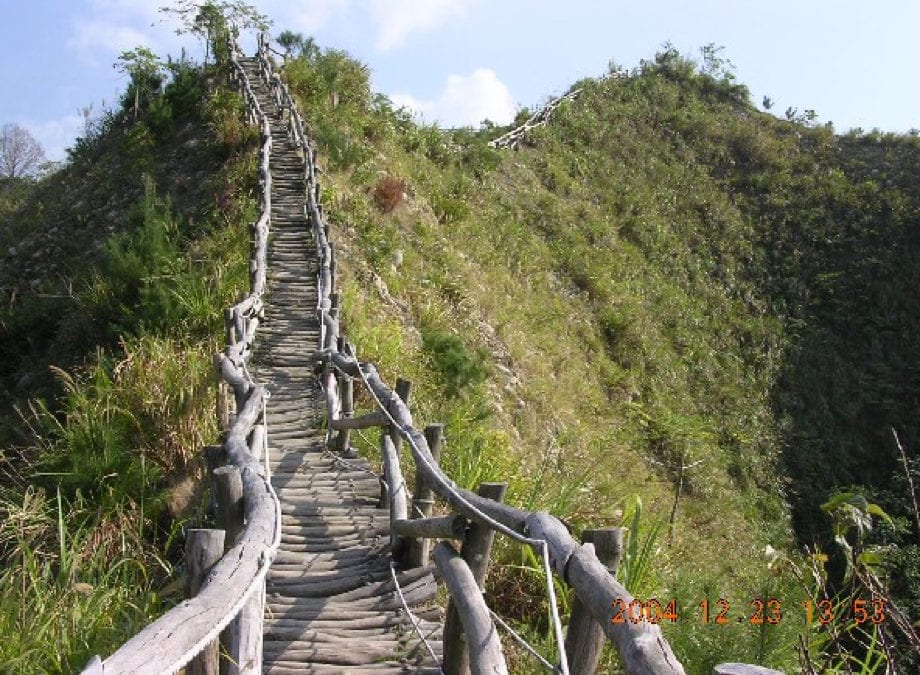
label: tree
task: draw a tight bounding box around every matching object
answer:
[277,30,318,61]
[115,47,166,119]
[0,123,46,178]
[160,1,270,63]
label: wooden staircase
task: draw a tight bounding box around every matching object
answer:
[239,58,443,675]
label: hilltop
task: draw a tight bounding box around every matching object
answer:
[1,35,918,674]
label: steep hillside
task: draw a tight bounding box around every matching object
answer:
[0,58,258,670]
[279,42,920,671]
[3,34,918,674]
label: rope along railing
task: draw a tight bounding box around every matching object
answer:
[80,37,281,675]
[249,32,686,675]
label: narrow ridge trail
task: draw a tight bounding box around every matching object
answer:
[239,57,443,675]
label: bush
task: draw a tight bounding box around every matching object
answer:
[421,328,489,398]
[372,175,406,213]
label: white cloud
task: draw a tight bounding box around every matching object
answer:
[69,0,199,60]
[70,18,156,55]
[369,0,478,51]
[276,0,351,34]
[390,68,516,127]
[25,115,85,163]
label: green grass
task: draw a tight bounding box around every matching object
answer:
[288,39,920,673]
[0,55,255,671]
[3,30,918,673]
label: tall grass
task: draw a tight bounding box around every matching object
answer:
[0,140,252,672]
[0,486,171,672]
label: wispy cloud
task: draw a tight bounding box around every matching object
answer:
[391,68,516,127]
[370,0,479,51]
[272,0,351,34]
[24,114,85,163]
[70,18,156,55]
[69,0,197,61]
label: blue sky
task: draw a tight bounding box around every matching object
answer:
[2,0,918,162]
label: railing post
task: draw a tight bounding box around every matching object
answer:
[392,377,412,451]
[221,591,264,675]
[435,542,508,675]
[213,466,244,549]
[380,378,411,507]
[186,529,225,675]
[382,434,409,564]
[406,423,444,567]
[203,445,227,517]
[334,375,354,453]
[443,482,507,675]
[565,527,623,674]
[214,464,263,674]
[217,380,232,432]
[329,242,336,293]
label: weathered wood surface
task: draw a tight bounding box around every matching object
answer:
[186,530,225,675]
[433,542,507,675]
[712,665,785,675]
[443,482,506,675]
[322,349,685,675]
[214,465,244,549]
[565,528,623,674]
[240,54,443,672]
[405,424,444,567]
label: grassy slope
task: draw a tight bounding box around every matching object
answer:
[283,44,920,672]
[2,38,917,673]
[0,62,256,672]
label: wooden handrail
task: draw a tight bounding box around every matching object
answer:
[80,36,280,675]
[84,30,785,675]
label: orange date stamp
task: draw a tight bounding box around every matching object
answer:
[610,597,887,626]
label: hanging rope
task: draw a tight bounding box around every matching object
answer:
[389,564,445,673]
[351,360,571,675]
[489,609,557,673]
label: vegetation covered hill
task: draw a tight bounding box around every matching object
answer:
[0,53,257,670]
[280,39,920,672]
[1,22,918,674]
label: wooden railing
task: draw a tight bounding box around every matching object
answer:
[79,32,780,675]
[249,32,687,675]
[80,37,280,675]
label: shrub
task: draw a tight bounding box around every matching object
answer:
[421,328,489,398]
[372,175,406,213]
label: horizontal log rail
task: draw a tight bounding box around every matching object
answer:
[81,37,281,675]
[488,69,629,150]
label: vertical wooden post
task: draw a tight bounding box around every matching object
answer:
[392,377,412,450]
[249,424,266,463]
[203,445,226,517]
[405,424,444,567]
[380,378,411,508]
[329,242,336,294]
[434,542,508,675]
[185,529,225,675]
[381,434,409,564]
[564,528,624,675]
[334,376,354,453]
[443,482,507,675]
[221,591,264,675]
[213,466,244,550]
[217,380,232,432]
[326,294,340,352]
[223,308,235,346]
[213,465,262,674]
